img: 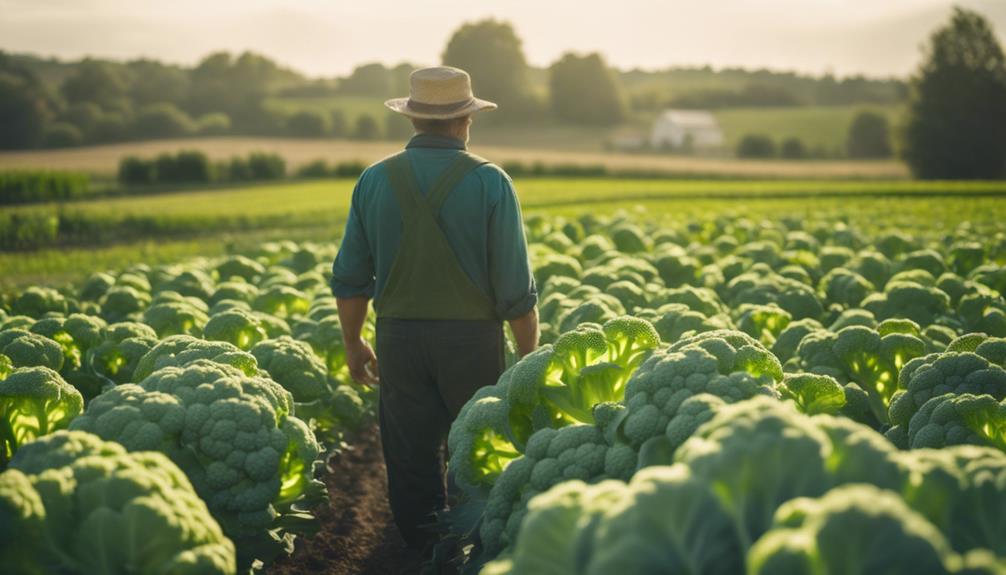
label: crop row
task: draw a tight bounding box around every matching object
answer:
[2,208,1006,574]
[445,210,1006,574]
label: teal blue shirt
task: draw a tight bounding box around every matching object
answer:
[330,134,538,320]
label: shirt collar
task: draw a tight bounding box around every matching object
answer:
[406,133,467,151]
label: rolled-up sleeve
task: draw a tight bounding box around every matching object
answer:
[488,173,538,320]
[330,180,376,299]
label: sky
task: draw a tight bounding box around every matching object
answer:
[1,0,1004,78]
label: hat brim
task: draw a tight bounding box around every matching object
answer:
[384,97,497,120]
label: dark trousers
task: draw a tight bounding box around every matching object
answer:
[375,318,505,549]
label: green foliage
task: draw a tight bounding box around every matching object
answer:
[549,52,625,125]
[904,8,1006,179]
[736,134,776,158]
[846,110,893,158]
[442,19,538,121]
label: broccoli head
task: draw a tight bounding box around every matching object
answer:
[2,430,236,574]
[748,484,954,575]
[99,285,152,323]
[142,301,209,337]
[479,423,637,557]
[0,329,64,371]
[447,380,521,497]
[250,336,332,403]
[0,367,84,468]
[888,352,1006,443]
[906,393,1006,450]
[203,308,269,351]
[133,335,259,382]
[11,287,68,318]
[70,360,322,566]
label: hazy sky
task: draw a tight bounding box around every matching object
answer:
[1,0,1004,78]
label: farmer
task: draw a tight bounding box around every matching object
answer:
[330,66,539,554]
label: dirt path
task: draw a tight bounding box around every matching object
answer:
[272,427,422,575]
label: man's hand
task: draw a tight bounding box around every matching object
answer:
[346,338,379,386]
[508,306,539,358]
[337,296,379,385]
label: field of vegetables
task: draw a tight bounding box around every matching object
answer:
[2,184,1006,574]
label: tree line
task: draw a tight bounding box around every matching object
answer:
[0,8,1003,179]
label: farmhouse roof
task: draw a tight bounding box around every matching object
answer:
[657,109,719,128]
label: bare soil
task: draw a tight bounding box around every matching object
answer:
[271,427,423,575]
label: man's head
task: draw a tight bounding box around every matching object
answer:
[384,67,495,142]
[411,115,472,143]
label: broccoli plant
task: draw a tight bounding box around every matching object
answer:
[749,484,956,575]
[794,325,927,426]
[887,352,1006,447]
[506,318,659,437]
[11,286,68,317]
[777,372,847,415]
[70,360,324,567]
[1,431,236,575]
[86,322,159,386]
[0,329,64,371]
[479,423,637,557]
[611,330,782,458]
[29,313,107,398]
[203,308,269,351]
[133,335,259,381]
[142,301,209,337]
[448,378,522,497]
[906,393,1006,450]
[0,367,83,468]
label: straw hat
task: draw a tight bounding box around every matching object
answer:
[385,66,497,120]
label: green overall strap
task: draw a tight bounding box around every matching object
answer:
[375,151,499,321]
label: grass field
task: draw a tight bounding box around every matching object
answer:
[713,104,906,152]
[3,177,1004,289]
[0,137,909,179]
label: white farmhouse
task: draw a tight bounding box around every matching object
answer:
[650,110,724,150]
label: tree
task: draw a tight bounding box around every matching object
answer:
[549,52,626,125]
[353,114,380,140]
[737,134,776,158]
[904,8,1006,179]
[127,59,189,107]
[338,63,393,97]
[132,103,195,139]
[442,19,537,121]
[0,55,53,149]
[781,138,808,159]
[286,110,330,138]
[846,111,892,158]
[61,59,132,109]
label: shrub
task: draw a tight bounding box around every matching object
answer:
[847,111,893,159]
[333,161,366,178]
[287,110,330,138]
[736,134,776,158]
[153,150,212,183]
[132,103,195,139]
[196,113,232,136]
[296,159,330,178]
[247,152,286,180]
[118,156,157,185]
[90,112,128,143]
[41,123,83,148]
[781,137,808,159]
[353,114,380,140]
